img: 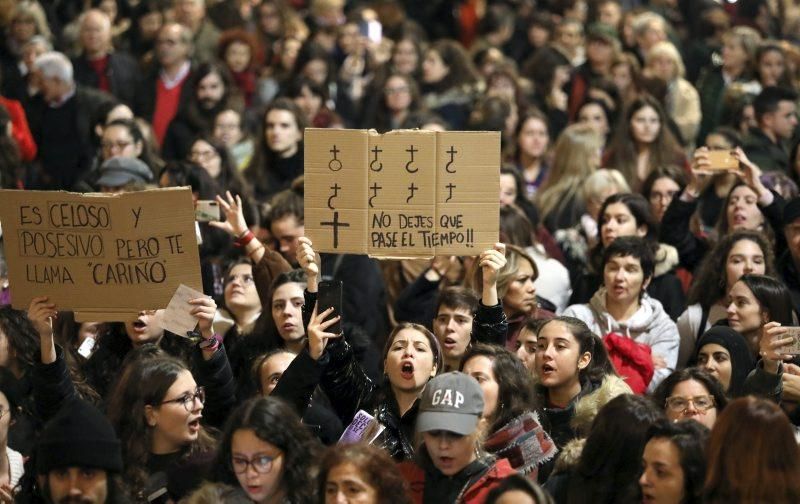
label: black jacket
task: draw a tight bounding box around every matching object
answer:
[743,127,790,174]
[660,189,786,272]
[72,51,139,106]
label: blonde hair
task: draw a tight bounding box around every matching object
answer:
[471,244,538,301]
[646,41,685,79]
[536,123,602,222]
[582,168,631,203]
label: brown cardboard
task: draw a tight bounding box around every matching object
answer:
[0,187,202,321]
[368,130,437,257]
[304,128,368,254]
[304,128,500,258]
[435,131,500,255]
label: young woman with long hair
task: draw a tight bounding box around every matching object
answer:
[533,316,631,449]
[675,230,774,366]
[211,396,319,503]
[536,123,603,233]
[704,397,800,503]
[461,344,556,480]
[602,95,686,189]
[569,193,685,320]
[544,394,664,503]
[244,98,307,202]
[639,419,710,504]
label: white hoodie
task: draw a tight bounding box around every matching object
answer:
[563,288,680,393]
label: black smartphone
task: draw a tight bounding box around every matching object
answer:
[317,280,343,334]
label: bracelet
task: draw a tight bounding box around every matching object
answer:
[234,230,255,248]
[198,333,222,352]
[247,244,264,258]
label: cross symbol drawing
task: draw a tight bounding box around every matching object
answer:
[320,211,350,249]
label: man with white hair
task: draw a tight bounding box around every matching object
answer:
[632,12,669,64]
[72,9,138,106]
[25,51,113,189]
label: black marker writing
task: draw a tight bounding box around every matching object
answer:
[328,183,341,210]
[328,145,342,171]
[405,145,418,173]
[369,182,382,208]
[321,211,350,248]
[446,183,456,202]
[370,146,383,172]
[446,146,458,173]
[132,206,142,228]
[406,182,418,203]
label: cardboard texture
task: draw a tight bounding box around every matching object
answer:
[305,129,500,258]
[0,188,202,321]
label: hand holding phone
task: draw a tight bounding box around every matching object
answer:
[317,280,343,335]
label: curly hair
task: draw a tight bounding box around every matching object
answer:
[687,230,775,309]
[317,443,412,503]
[0,306,40,374]
[212,397,320,504]
[461,343,536,433]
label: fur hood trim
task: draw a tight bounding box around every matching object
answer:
[571,374,633,435]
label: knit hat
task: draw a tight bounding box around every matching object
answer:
[783,197,800,225]
[96,157,153,189]
[37,399,123,474]
[693,326,755,398]
[416,372,484,435]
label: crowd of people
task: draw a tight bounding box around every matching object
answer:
[3,0,800,502]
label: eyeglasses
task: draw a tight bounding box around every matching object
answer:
[101,140,132,151]
[160,387,205,412]
[665,395,715,413]
[231,453,281,474]
[190,150,218,161]
[649,191,677,203]
[385,86,410,95]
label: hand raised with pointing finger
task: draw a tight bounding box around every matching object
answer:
[297,237,321,292]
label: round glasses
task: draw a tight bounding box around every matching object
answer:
[231,453,281,474]
[159,387,205,412]
[665,395,715,413]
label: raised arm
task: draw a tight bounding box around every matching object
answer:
[473,244,509,345]
[27,297,76,422]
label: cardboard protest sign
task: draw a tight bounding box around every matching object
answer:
[305,129,500,258]
[0,188,202,321]
[305,129,368,254]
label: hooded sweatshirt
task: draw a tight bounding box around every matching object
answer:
[563,289,679,392]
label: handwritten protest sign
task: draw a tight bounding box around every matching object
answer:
[305,129,500,258]
[0,188,202,321]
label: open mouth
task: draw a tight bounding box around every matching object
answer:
[541,363,555,375]
[188,418,201,432]
[400,362,414,379]
[443,337,457,348]
[132,320,147,330]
